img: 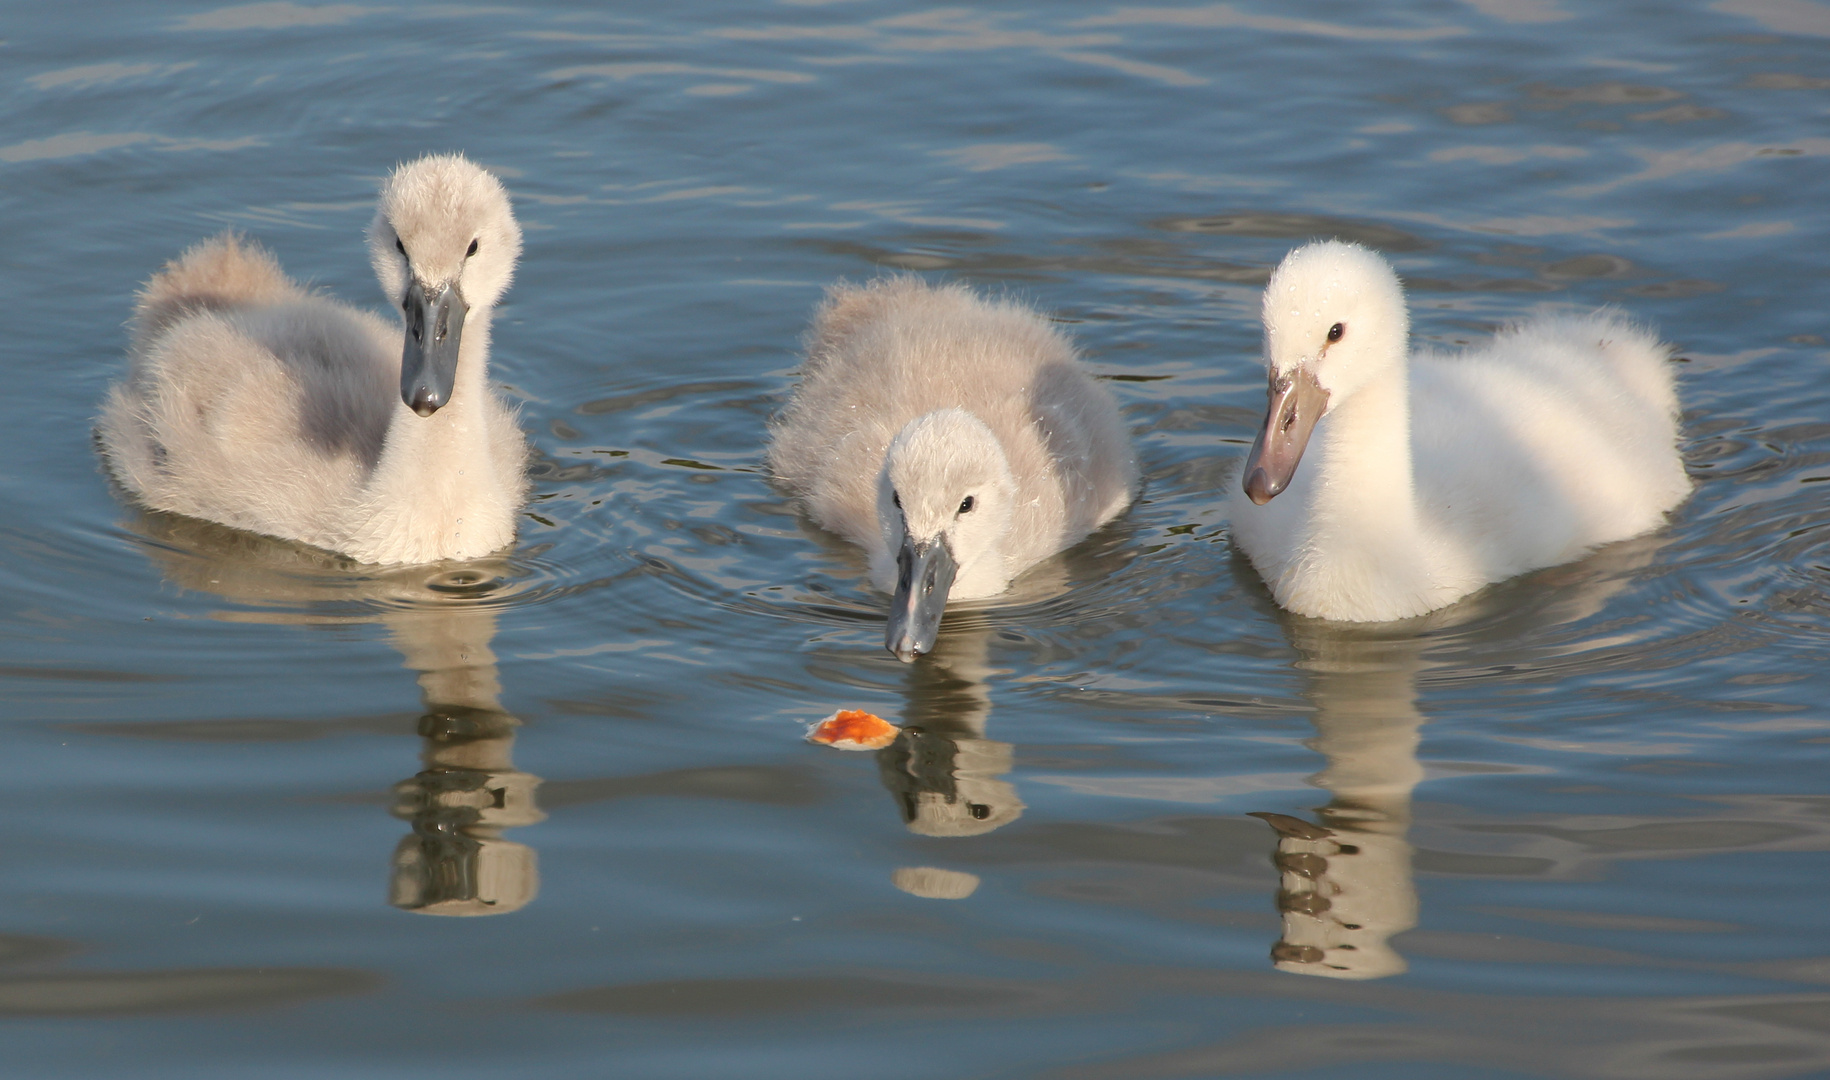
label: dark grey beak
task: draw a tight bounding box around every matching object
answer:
[1242,366,1329,505]
[400,279,469,417]
[885,534,957,663]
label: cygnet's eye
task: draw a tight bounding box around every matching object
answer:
[892,492,901,510]
[1327,322,1345,343]
[958,495,975,514]
[466,238,479,258]
[395,236,406,257]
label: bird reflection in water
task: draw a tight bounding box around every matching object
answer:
[877,625,1023,899]
[1249,536,1662,978]
[119,510,544,916]
[386,597,544,916]
[1251,623,1424,980]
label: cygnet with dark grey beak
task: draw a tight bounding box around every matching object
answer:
[98,153,527,565]
[769,277,1137,661]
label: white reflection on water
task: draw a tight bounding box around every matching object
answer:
[712,7,1217,87]
[1389,210,1634,236]
[1427,144,1589,164]
[28,62,198,90]
[171,3,377,33]
[1567,137,1830,197]
[0,132,264,163]
[1074,5,1469,41]
[1713,0,1830,37]
[931,142,1074,171]
[1452,0,1574,24]
[545,63,816,85]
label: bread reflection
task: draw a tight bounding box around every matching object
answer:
[890,866,982,900]
[119,509,544,916]
[1255,533,1665,979]
[878,624,1024,840]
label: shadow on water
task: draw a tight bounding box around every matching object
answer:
[116,508,546,917]
[0,923,375,1017]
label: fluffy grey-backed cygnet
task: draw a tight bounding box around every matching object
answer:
[769,277,1137,660]
[1230,240,1688,621]
[98,153,527,565]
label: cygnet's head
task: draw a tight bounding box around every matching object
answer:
[366,153,523,417]
[1243,241,1410,505]
[879,408,1017,662]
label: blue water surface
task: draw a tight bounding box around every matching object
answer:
[3,1,1830,1077]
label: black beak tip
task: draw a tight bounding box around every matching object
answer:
[409,393,441,418]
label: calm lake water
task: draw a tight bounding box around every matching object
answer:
[4,1,1830,1077]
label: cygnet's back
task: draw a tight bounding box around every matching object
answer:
[103,235,403,548]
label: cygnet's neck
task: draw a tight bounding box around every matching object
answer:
[390,310,499,477]
[1314,362,1417,530]
[1285,357,1439,619]
[951,536,1012,598]
[351,308,513,562]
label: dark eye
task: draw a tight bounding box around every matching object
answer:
[958,495,975,514]
[968,803,991,820]
[394,236,406,256]
[1327,322,1344,343]
[466,238,479,258]
[892,492,901,510]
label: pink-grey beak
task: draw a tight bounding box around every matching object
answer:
[1242,366,1329,505]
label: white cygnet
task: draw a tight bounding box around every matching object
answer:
[1230,240,1688,621]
